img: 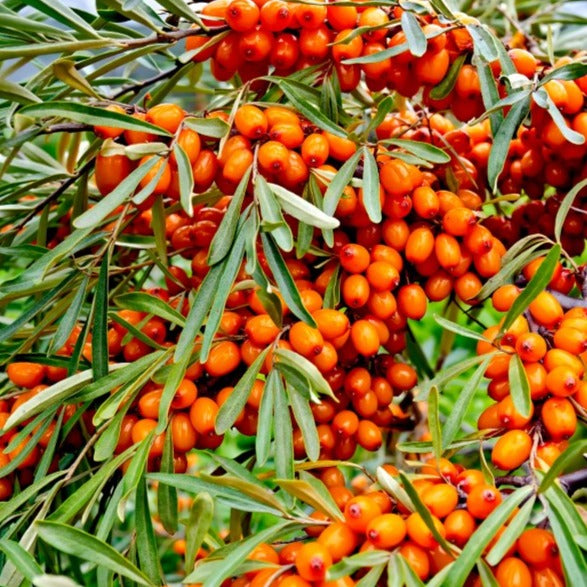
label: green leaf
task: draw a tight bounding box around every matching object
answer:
[541,62,587,84]
[158,429,178,534]
[280,80,346,138]
[442,356,492,449]
[156,355,189,434]
[53,59,101,99]
[256,369,276,466]
[92,258,109,380]
[209,168,252,264]
[115,292,185,326]
[376,467,414,512]
[135,477,161,583]
[473,54,504,134]
[430,53,467,100]
[275,348,335,400]
[417,353,492,401]
[361,146,382,223]
[76,351,166,402]
[256,176,294,252]
[508,354,532,420]
[0,272,76,343]
[384,138,452,164]
[554,177,587,244]
[215,346,270,434]
[273,372,294,480]
[487,95,530,191]
[399,473,455,553]
[36,521,151,586]
[270,182,340,230]
[401,11,427,57]
[173,142,195,217]
[183,116,230,139]
[322,149,362,216]
[118,436,153,520]
[500,244,561,334]
[20,102,170,136]
[538,439,587,493]
[0,539,43,582]
[323,263,341,309]
[434,314,487,342]
[260,232,316,325]
[0,79,41,105]
[328,551,391,580]
[50,274,89,352]
[545,491,587,584]
[364,95,395,138]
[534,89,586,145]
[174,259,224,362]
[357,563,387,587]
[185,492,214,575]
[49,447,136,523]
[399,556,425,587]
[155,0,203,23]
[542,481,587,549]
[200,224,247,361]
[486,496,536,566]
[150,473,283,516]
[441,486,534,587]
[428,387,442,462]
[287,383,320,462]
[26,0,103,38]
[73,156,159,229]
[386,554,405,587]
[152,193,168,267]
[5,368,95,429]
[184,521,297,587]
[476,560,500,587]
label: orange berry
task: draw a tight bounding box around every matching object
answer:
[365,514,406,549]
[466,484,502,519]
[295,542,332,582]
[491,430,532,470]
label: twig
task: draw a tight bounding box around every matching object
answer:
[110,60,186,100]
[548,290,587,310]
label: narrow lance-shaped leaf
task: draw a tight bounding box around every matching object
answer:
[361,146,382,223]
[114,292,185,326]
[158,429,178,534]
[487,95,530,191]
[273,372,294,480]
[554,177,587,244]
[441,486,534,587]
[20,102,171,136]
[53,59,101,99]
[74,157,159,229]
[430,53,467,100]
[260,232,316,326]
[428,387,442,462]
[279,80,346,138]
[442,356,492,449]
[256,176,294,252]
[270,183,340,230]
[545,491,587,584]
[209,167,252,264]
[50,274,89,352]
[118,435,153,520]
[174,259,225,362]
[0,539,43,582]
[286,383,320,462]
[499,244,561,334]
[508,354,532,419]
[256,369,276,466]
[486,496,536,566]
[92,257,109,380]
[135,477,161,584]
[36,521,152,586]
[401,11,427,57]
[200,223,247,361]
[185,492,214,575]
[538,439,587,493]
[322,150,362,216]
[183,116,230,139]
[215,346,270,434]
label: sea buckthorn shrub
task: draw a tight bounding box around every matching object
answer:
[0,1,586,586]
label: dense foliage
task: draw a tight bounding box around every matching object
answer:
[0,1,586,586]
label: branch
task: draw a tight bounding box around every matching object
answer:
[120,26,225,50]
[548,290,587,309]
[110,60,186,100]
